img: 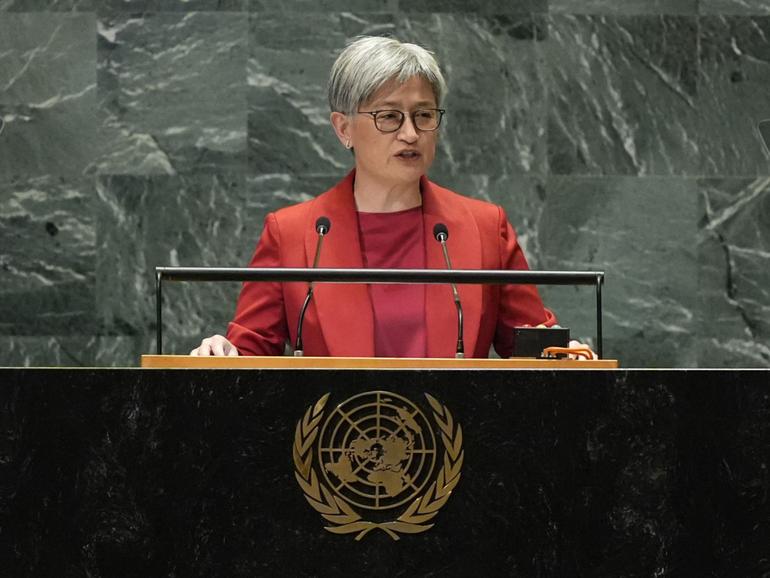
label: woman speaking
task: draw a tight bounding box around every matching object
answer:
[193,36,572,359]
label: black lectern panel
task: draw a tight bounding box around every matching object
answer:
[1,369,768,577]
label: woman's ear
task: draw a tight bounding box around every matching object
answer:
[330,111,352,148]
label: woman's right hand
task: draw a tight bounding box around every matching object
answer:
[190,334,239,356]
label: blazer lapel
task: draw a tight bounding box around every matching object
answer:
[304,171,375,357]
[421,177,483,358]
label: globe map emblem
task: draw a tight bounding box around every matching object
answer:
[318,391,438,511]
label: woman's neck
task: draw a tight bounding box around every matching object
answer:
[353,173,422,213]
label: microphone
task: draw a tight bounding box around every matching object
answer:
[294,216,331,356]
[0,117,4,136]
[433,223,464,358]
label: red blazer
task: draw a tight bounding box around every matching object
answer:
[226,171,555,358]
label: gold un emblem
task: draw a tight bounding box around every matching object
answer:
[293,390,464,540]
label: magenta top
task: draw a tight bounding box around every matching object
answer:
[357,206,427,358]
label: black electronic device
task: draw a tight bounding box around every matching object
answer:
[512,326,570,358]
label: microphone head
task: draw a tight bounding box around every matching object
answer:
[433,222,449,241]
[315,216,331,234]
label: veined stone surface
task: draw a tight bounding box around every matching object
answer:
[544,14,700,176]
[94,11,248,175]
[698,177,770,367]
[0,13,97,178]
[699,15,770,176]
[538,176,698,367]
[549,0,698,15]
[700,0,770,14]
[0,175,96,336]
[94,173,250,357]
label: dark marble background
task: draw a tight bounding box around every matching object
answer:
[1,0,769,367]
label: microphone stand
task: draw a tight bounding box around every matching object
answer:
[294,217,330,356]
[434,224,464,358]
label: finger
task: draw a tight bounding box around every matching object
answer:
[190,347,199,356]
[568,340,596,360]
[198,342,212,356]
[225,342,238,357]
[212,340,226,356]
[577,342,597,359]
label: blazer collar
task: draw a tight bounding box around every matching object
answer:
[304,170,482,358]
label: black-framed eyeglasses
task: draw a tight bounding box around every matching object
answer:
[357,108,445,133]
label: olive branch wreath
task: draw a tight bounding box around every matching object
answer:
[293,392,464,541]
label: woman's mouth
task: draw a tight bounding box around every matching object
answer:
[396,150,422,160]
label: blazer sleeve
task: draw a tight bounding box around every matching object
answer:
[226,213,289,355]
[493,206,557,358]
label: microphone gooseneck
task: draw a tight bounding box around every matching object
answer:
[433,223,464,358]
[295,216,331,356]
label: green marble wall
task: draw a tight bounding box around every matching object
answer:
[1,0,768,367]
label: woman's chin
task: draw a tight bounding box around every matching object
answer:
[358,159,430,186]
[390,160,429,180]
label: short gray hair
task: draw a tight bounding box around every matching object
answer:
[328,36,447,115]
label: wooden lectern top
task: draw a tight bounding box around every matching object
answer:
[140,355,619,369]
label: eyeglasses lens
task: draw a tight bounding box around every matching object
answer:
[375,110,440,132]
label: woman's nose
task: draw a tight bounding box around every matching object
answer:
[397,114,419,142]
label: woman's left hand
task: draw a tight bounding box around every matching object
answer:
[567,339,597,360]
